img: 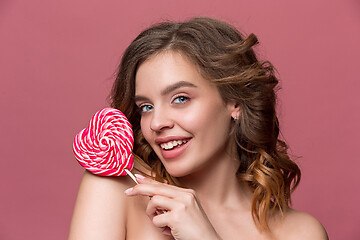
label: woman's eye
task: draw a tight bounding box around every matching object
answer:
[173,96,189,104]
[139,105,153,113]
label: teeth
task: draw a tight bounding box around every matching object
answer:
[160,139,188,150]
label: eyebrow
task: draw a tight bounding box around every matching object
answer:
[134,81,197,102]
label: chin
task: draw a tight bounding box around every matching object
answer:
[163,164,194,178]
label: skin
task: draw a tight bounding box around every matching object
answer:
[69,51,328,240]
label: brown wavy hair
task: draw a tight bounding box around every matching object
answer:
[110,17,301,231]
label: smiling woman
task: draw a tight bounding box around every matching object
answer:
[69,17,328,239]
[134,51,240,179]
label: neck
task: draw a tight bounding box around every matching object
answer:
[178,144,252,210]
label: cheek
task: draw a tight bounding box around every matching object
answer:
[180,102,229,136]
[177,108,207,133]
[140,117,152,143]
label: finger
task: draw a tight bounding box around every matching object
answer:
[134,174,190,192]
[124,183,180,198]
[152,212,176,236]
[152,211,172,229]
[134,174,195,196]
[146,195,177,219]
[162,226,172,236]
[134,174,160,184]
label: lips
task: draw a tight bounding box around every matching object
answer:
[155,136,192,159]
[155,136,191,145]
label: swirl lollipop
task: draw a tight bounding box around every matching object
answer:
[73,108,137,183]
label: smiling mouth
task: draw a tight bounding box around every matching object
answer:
[160,139,190,150]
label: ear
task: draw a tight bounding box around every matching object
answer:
[228,102,241,120]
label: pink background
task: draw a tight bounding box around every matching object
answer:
[1,0,359,239]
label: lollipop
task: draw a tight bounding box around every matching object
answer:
[73,108,138,183]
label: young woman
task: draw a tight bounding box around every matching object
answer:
[69,17,328,239]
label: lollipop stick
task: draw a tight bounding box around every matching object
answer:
[124,169,138,184]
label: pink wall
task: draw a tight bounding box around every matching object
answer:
[1,0,359,239]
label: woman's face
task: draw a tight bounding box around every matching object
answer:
[135,51,237,177]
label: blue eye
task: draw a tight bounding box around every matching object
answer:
[139,105,153,113]
[173,96,189,104]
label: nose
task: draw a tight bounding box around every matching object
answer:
[150,108,174,132]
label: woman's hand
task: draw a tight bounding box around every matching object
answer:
[124,174,222,240]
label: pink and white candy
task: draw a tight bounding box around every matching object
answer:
[73,108,136,181]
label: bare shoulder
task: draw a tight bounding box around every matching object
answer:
[274,208,328,240]
[68,171,133,240]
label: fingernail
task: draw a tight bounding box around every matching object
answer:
[134,174,145,180]
[124,187,133,195]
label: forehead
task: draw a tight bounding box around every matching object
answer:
[135,51,207,93]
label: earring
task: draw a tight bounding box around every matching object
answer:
[233,116,238,120]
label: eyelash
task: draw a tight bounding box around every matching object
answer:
[172,95,190,104]
[138,104,153,113]
[137,95,190,114]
